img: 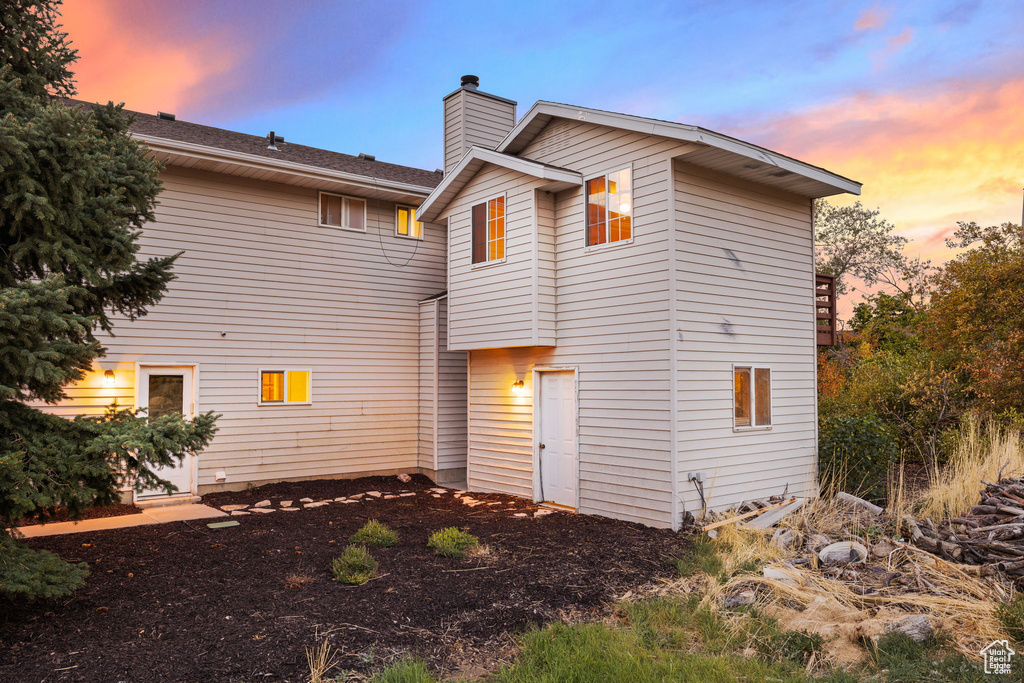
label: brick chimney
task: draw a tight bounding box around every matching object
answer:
[442,75,517,175]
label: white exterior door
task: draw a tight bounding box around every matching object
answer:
[136,365,196,500]
[537,371,577,508]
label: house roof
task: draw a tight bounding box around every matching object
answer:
[417,147,582,223]
[63,99,443,195]
[497,101,862,199]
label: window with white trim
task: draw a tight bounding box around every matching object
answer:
[396,205,423,239]
[259,370,311,405]
[471,195,505,263]
[319,192,366,231]
[734,366,771,428]
[586,167,632,247]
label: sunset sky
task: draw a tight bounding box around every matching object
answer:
[60,0,1024,297]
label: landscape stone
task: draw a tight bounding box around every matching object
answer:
[281,507,299,511]
[514,513,528,518]
[304,501,329,508]
[430,488,447,493]
[397,473,412,483]
[885,614,934,642]
[250,508,275,514]
[300,497,314,503]
[350,493,365,499]
[432,494,441,498]
[399,493,415,497]
[384,495,397,499]
[534,509,554,517]
[334,497,348,502]
[280,500,292,507]
[341,500,358,504]
[220,504,248,512]
[253,500,271,507]
[230,510,251,516]
[367,491,381,498]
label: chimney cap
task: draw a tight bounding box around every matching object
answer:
[157,111,175,121]
[460,74,480,89]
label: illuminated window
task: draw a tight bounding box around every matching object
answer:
[471,195,505,264]
[734,366,771,429]
[586,167,632,247]
[319,191,366,231]
[259,370,311,405]
[396,206,423,239]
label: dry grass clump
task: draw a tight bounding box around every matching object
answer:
[305,638,339,683]
[916,418,1024,521]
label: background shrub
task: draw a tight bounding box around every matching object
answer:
[427,527,479,558]
[351,520,399,548]
[818,414,899,501]
[331,545,378,585]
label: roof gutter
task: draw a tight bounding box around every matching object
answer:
[133,134,436,197]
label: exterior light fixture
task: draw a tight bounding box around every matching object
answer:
[103,369,115,387]
[511,379,525,395]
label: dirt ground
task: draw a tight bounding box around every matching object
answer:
[0,475,687,682]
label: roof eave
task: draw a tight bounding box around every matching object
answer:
[418,147,582,223]
[134,134,437,197]
[496,102,862,198]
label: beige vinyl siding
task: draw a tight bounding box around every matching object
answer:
[435,297,468,471]
[672,160,818,515]
[461,120,693,528]
[40,165,446,488]
[443,90,515,174]
[534,189,556,344]
[418,300,438,469]
[445,164,549,349]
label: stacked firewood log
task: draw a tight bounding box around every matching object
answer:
[907,478,1024,580]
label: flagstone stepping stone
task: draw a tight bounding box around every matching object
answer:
[366,491,381,498]
[431,494,441,498]
[220,504,249,512]
[455,491,467,494]
[304,501,329,508]
[350,493,365,499]
[430,488,447,493]
[534,509,554,517]
[340,500,358,504]
[334,497,349,502]
[300,498,314,503]
[251,508,275,514]
[230,511,250,516]
[281,507,299,511]
[254,500,271,507]
[384,495,398,499]
[399,493,415,497]
[514,513,528,518]
[280,500,293,507]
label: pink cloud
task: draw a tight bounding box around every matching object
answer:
[854,4,892,31]
[873,27,915,68]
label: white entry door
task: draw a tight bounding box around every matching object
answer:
[136,365,196,501]
[537,371,577,508]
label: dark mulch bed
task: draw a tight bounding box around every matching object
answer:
[0,475,687,682]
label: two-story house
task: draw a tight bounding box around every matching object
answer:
[54,76,859,530]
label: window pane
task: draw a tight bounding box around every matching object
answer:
[323,195,342,226]
[286,371,310,403]
[620,215,632,240]
[397,207,409,235]
[755,368,771,426]
[148,375,184,419]
[471,203,487,263]
[320,194,329,224]
[347,198,365,230]
[262,371,284,402]
[734,368,751,427]
[410,209,422,238]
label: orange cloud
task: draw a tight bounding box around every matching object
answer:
[738,77,1024,267]
[59,0,239,115]
[854,4,892,31]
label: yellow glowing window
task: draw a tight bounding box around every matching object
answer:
[586,167,632,247]
[260,370,311,405]
[319,192,366,231]
[396,206,423,239]
[734,366,771,429]
[471,196,505,264]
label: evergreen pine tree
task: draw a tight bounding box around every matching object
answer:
[0,0,218,598]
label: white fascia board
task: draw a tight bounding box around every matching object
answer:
[417,146,582,223]
[497,102,862,197]
[134,134,435,197]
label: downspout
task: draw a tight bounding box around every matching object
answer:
[667,158,681,531]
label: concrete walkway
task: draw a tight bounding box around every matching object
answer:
[12,504,228,538]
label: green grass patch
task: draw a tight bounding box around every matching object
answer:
[997,593,1024,645]
[672,535,725,580]
[370,659,436,682]
[330,544,378,585]
[350,520,399,548]
[427,527,479,558]
[870,632,985,682]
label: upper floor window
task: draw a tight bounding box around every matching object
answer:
[319,191,366,232]
[734,366,771,429]
[586,167,632,247]
[396,206,423,239]
[471,195,505,264]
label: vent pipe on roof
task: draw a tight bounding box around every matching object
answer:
[267,131,285,151]
[460,74,479,89]
[157,111,175,121]
[358,153,375,161]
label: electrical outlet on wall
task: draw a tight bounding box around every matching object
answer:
[687,472,706,483]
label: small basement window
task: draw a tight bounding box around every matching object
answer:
[319,191,366,232]
[734,366,771,429]
[471,195,505,264]
[259,370,311,405]
[586,167,632,247]
[396,205,423,239]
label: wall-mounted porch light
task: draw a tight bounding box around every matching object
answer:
[103,370,115,387]
[511,379,525,395]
